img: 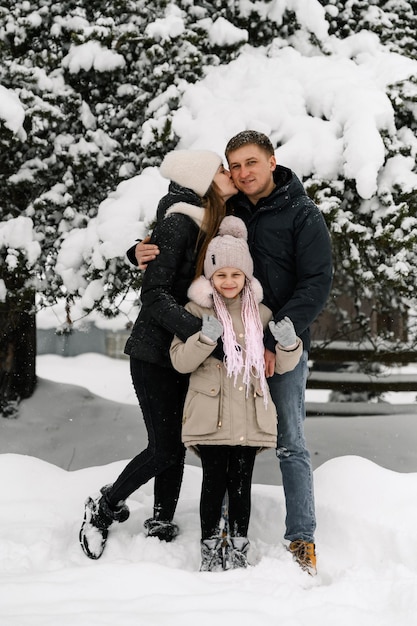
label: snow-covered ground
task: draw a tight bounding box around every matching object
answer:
[0,353,416,625]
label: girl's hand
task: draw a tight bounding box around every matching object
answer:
[264,348,276,378]
[268,317,297,348]
[200,314,223,342]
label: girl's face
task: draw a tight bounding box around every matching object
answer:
[212,165,238,201]
[212,267,245,299]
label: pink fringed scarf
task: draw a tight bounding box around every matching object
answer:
[212,281,269,407]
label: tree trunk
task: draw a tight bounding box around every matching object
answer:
[0,292,37,418]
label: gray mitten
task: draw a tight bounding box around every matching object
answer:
[201,314,223,342]
[268,316,297,347]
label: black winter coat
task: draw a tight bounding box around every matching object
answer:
[124,185,204,367]
[231,165,333,353]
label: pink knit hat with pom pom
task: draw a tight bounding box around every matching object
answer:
[204,216,253,279]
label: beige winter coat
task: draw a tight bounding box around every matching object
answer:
[170,289,302,452]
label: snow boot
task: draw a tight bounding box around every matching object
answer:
[288,540,317,576]
[144,518,179,542]
[228,536,250,569]
[79,484,130,560]
[200,537,224,572]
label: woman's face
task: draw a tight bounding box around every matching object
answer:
[212,165,238,201]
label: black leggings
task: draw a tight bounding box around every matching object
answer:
[198,445,257,540]
[106,358,189,521]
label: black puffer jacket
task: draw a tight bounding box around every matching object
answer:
[231,165,333,353]
[124,184,205,367]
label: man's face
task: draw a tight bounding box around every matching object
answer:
[226,144,276,205]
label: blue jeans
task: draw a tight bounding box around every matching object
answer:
[267,350,316,543]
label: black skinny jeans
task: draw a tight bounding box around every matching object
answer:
[106,358,189,521]
[198,445,257,540]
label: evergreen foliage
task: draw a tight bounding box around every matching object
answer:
[320,0,417,59]
[0,0,244,316]
[308,1,417,343]
[0,0,248,412]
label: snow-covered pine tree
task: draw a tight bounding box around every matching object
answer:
[321,0,417,59]
[305,0,417,344]
[0,0,247,415]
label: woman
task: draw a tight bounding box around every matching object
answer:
[79,149,238,559]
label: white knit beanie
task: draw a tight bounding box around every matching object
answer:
[204,216,253,279]
[160,150,222,197]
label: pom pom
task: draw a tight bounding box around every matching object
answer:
[218,216,247,240]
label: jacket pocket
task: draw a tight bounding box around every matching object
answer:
[182,374,221,436]
[254,393,278,436]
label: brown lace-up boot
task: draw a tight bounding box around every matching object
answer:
[288,540,317,576]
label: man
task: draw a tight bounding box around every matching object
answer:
[135,131,333,575]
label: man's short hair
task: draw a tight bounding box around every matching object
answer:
[225,130,275,157]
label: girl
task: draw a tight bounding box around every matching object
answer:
[79,150,238,559]
[170,216,303,571]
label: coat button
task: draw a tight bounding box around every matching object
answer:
[238,386,243,391]
[211,388,216,394]
[239,436,244,441]
[239,333,244,338]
